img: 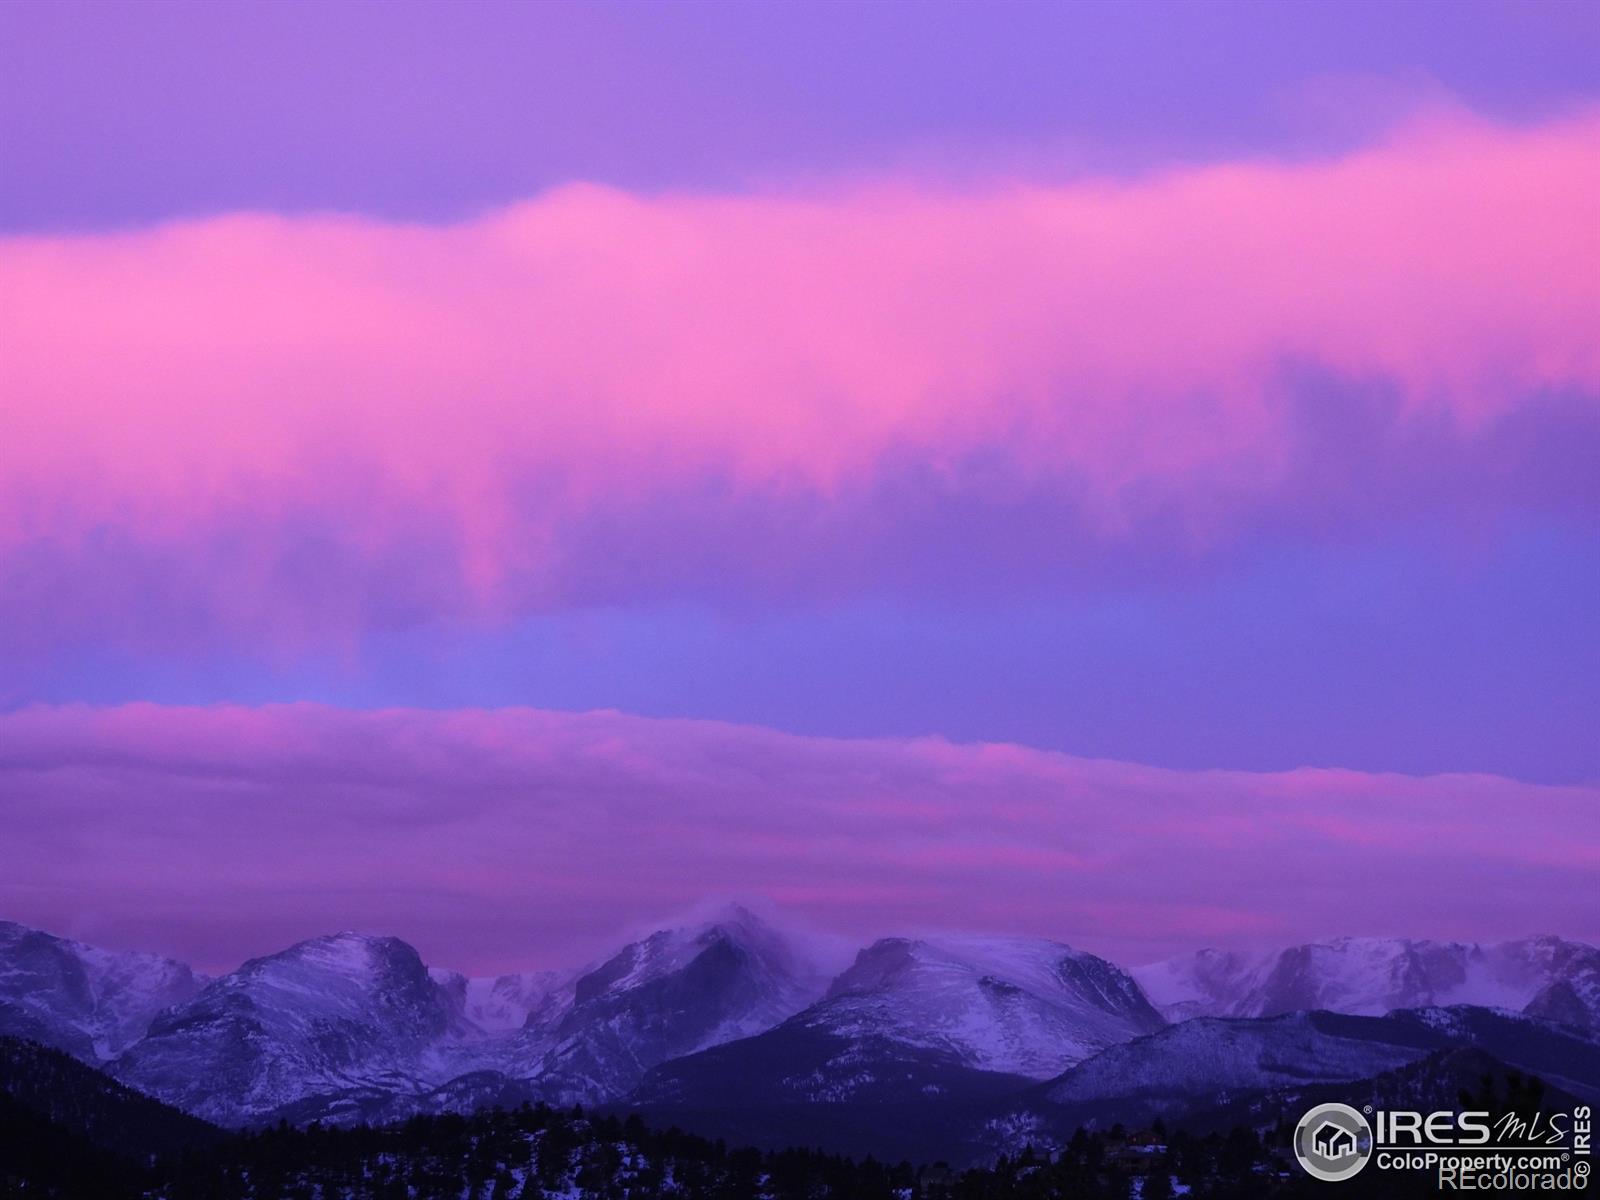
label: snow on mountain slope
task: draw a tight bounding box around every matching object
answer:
[1135,936,1600,1028]
[112,932,463,1124]
[979,1009,1600,1162]
[1041,1009,1446,1109]
[429,968,567,1034]
[107,905,835,1124]
[798,935,1166,1079]
[1038,1004,1600,1120]
[630,934,1164,1121]
[22,910,1591,1133]
[1506,937,1600,1031]
[0,921,206,1062]
[523,904,831,1104]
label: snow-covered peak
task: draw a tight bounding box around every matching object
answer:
[183,931,453,1046]
[829,934,1113,999]
[521,905,833,1105]
[235,931,419,986]
[0,920,206,1060]
[803,934,1165,1079]
[570,904,827,1013]
[113,930,461,1124]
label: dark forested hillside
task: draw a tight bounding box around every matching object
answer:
[0,1096,1393,1200]
[134,1107,1311,1200]
[0,1036,220,1159]
[0,1032,1578,1200]
[0,1036,220,1197]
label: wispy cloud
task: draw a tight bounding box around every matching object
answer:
[1,110,1595,656]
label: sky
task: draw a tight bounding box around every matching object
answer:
[1,0,1597,974]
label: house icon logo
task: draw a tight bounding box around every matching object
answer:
[1294,1102,1373,1182]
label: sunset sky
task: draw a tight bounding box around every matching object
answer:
[1,0,1596,974]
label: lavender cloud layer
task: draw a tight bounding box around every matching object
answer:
[2,703,1593,975]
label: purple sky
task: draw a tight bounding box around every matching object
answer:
[1,1,1596,971]
[3,1,1597,231]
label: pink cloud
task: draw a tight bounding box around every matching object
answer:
[0,110,1596,647]
[1,703,1593,974]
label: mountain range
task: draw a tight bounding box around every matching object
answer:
[4,909,1598,1165]
[1134,935,1600,1027]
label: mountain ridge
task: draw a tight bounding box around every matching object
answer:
[4,913,1597,1140]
